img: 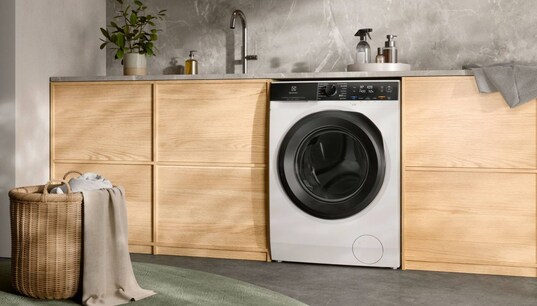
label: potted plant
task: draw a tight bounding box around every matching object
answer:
[100,0,166,75]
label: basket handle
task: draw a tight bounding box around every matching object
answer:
[43,179,72,195]
[63,170,83,180]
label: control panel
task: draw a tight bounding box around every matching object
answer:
[270,81,399,101]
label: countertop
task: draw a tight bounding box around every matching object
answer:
[50,70,472,82]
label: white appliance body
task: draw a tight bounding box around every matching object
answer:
[269,80,400,268]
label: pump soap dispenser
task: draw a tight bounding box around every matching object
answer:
[185,50,198,75]
[383,35,398,63]
[354,28,373,64]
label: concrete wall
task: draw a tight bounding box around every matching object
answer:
[16,0,107,187]
[106,0,537,75]
[0,0,16,258]
[0,0,106,258]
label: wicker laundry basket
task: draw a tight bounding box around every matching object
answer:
[9,179,83,299]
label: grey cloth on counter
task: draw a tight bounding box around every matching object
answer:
[82,187,156,305]
[471,64,537,108]
[51,172,113,194]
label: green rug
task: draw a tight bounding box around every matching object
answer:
[0,261,306,306]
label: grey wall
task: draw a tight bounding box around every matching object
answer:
[0,0,16,258]
[15,0,107,188]
[0,0,106,258]
[106,0,537,75]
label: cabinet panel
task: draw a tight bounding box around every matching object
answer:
[403,77,536,169]
[52,84,152,161]
[53,163,153,244]
[157,81,267,164]
[157,166,267,252]
[404,171,536,266]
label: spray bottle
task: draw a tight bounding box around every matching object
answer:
[354,28,373,64]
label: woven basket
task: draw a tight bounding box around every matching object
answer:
[9,178,83,299]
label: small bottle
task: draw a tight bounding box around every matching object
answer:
[375,47,385,63]
[354,28,373,64]
[185,50,198,75]
[383,35,398,63]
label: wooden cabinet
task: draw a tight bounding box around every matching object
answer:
[52,83,153,161]
[157,82,267,164]
[53,163,153,245]
[50,80,269,261]
[403,77,536,169]
[157,166,267,260]
[402,76,537,277]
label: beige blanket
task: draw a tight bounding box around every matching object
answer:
[82,187,156,305]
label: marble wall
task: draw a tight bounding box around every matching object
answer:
[106,0,537,75]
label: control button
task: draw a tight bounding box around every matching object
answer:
[324,84,338,96]
[350,96,358,100]
[386,86,393,93]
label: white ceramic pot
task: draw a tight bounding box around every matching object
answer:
[123,53,147,76]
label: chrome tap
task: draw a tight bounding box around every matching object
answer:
[230,10,257,74]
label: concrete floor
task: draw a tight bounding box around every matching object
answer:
[130,254,537,306]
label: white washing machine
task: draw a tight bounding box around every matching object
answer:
[269,80,400,268]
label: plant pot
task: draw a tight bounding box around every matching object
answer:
[123,53,147,76]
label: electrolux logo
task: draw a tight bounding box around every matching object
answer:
[289,85,298,95]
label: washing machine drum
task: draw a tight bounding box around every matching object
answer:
[278,110,386,219]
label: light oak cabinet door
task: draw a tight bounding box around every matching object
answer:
[157,166,267,258]
[52,84,153,161]
[403,76,537,277]
[53,163,153,245]
[404,171,537,272]
[403,77,536,169]
[157,81,267,164]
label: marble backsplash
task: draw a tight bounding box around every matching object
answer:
[106,0,537,75]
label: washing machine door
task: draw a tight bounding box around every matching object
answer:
[278,110,385,219]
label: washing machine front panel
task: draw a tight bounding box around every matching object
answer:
[277,110,386,220]
[269,80,401,268]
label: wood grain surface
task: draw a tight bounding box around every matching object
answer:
[157,81,267,164]
[157,166,267,254]
[53,163,153,244]
[404,171,536,267]
[403,76,536,169]
[52,84,153,161]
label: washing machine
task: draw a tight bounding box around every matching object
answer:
[269,80,400,268]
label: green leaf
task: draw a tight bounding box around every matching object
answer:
[134,0,143,6]
[117,34,125,48]
[117,0,123,4]
[110,21,119,29]
[150,33,157,41]
[148,21,155,26]
[116,49,124,60]
[99,42,107,49]
[130,12,137,25]
[110,34,118,44]
[100,28,110,40]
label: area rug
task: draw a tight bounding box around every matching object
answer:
[0,261,306,306]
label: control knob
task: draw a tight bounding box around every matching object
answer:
[324,84,338,96]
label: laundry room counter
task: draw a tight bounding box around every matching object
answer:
[50,69,472,82]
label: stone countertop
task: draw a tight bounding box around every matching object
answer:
[50,70,472,82]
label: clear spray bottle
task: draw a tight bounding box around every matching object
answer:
[354,28,373,64]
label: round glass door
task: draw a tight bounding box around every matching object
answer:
[278,111,385,219]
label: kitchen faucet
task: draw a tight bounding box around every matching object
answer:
[230,10,257,74]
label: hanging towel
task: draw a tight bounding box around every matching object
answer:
[471,63,537,108]
[82,187,156,305]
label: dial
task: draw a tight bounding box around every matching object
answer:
[324,84,338,96]
[385,85,393,93]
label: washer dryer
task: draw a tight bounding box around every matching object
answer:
[269,80,400,268]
